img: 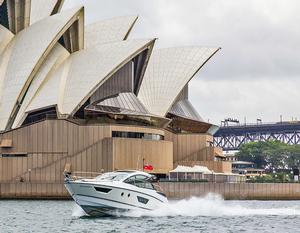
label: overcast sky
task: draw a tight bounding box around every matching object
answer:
[64,0,300,125]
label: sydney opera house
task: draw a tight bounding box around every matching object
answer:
[0,0,230,196]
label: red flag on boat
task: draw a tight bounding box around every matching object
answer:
[143,164,153,171]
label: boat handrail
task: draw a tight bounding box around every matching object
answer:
[64,171,103,180]
[72,171,103,175]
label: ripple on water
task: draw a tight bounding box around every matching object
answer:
[0,195,300,233]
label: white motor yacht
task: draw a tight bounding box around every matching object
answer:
[64,170,168,216]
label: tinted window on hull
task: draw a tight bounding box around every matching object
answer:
[137,196,149,204]
[94,187,112,193]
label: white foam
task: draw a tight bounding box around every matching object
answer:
[71,203,87,217]
[124,193,300,217]
[70,193,300,218]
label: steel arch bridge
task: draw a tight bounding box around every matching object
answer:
[213,121,300,151]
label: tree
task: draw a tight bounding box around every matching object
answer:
[236,141,268,168]
[285,144,300,168]
[236,140,300,169]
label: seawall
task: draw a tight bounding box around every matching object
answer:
[160,182,300,200]
[1,182,300,200]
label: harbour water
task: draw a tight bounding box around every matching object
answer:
[1,194,300,233]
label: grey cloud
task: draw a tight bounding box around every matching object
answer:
[189,78,300,124]
[64,0,300,79]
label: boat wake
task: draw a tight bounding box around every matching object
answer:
[72,193,300,218]
[72,204,87,217]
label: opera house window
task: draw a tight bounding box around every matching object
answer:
[112,131,164,140]
[1,153,28,158]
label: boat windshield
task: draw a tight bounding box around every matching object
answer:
[95,172,128,181]
[124,175,154,190]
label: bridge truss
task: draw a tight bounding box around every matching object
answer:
[213,122,300,151]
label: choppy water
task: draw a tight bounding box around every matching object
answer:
[1,194,300,233]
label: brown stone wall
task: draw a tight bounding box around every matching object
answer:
[164,131,213,164]
[160,182,300,200]
[179,147,221,161]
[0,118,226,191]
[2,182,300,200]
[0,182,68,199]
[108,137,173,174]
[0,119,168,183]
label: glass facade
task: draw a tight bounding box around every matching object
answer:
[112,131,164,141]
[1,154,27,158]
[0,1,9,29]
[23,107,57,126]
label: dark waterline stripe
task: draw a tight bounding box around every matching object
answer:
[75,194,152,210]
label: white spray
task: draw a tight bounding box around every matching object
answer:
[125,193,300,217]
[71,193,300,218]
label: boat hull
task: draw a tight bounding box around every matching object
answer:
[73,194,141,216]
[65,181,167,217]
